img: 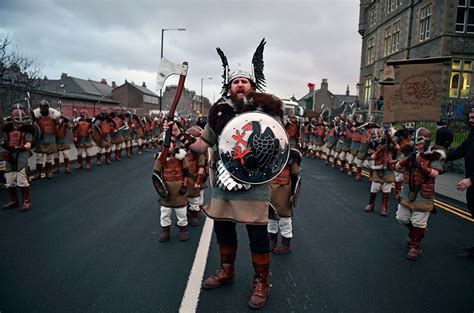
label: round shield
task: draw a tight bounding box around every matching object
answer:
[218,112,290,184]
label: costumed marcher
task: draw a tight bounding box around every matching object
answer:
[131,114,145,154]
[332,114,346,169]
[2,106,34,211]
[268,148,301,254]
[285,115,300,149]
[143,113,153,151]
[110,110,125,161]
[363,127,395,217]
[301,117,310,156]
[392,122,415,198]
[153,134,189,241]
[447,106,474,261]
[121,109,133,158]
[185,126,207,226]
[73,110,94,170]
[33,100,59,179]
[0,114,7,189]
[313,115,327,159]
[53,113,73,174]
[165,39,283,309]
[353,115,378,181]
[93,108,114,165]
[324,116,339,166]
[339,114,353,172]
[395,127,446,261]
[346,113,364,176]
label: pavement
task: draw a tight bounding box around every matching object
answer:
[0,150,473,313]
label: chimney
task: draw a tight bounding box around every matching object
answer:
[346,84,350,96]
[61,73,68,80]
[112,81,117,89]
[100,78,107,85]
[142,82,147,88]
[321,79,328,91]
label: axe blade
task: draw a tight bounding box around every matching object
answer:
[156,57,188,91]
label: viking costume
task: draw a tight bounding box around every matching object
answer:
[176,39,282,309]
[354,116,378,181]
[110,111,125,161]
[324,118,339,165]
[121,111,133,158]
[143,114,153,151]
[338,116,353,172]
[185,126,206,226]
[268,148,301,254]
[392,122,415,199]
[33,100,59,179]
[131,114,145,154]
[364,128,395,217]
[93,109,114,165]
[301,118,310,156]
[395,128,445,261]
[2,108,34,211]
[346,113,364,176]
[153,140,190,242]
[53,114,73,174]
[285,115,300,149]
[313,117,326,158]
[73,110,94,170]
[333,115,346,169]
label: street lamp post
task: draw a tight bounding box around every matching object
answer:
[200,77,212,116]
[159,27,186,112]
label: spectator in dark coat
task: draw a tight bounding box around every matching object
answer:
[435,120,454,149]
[447,106,474,261]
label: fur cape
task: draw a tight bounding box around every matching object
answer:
[208,92,284,137]
[422,145,447,161]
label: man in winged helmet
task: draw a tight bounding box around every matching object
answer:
[164,38,282,309]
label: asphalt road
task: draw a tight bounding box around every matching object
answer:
[0,152,473,313]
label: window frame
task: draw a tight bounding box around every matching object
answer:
[450,59,473,99]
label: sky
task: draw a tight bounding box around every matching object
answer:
[0,0,362,103]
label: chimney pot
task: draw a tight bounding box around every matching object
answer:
[112,81,117,88]
[142,82,147,88]
[61,73,68,80]
[100,78,107,85]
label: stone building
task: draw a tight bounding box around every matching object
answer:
[162,85,210,118]
[358,0,474,113]
[298,79,357,118]
[112,81,159,115]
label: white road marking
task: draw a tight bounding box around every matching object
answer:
[179,217,214,313]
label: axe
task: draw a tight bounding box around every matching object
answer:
[155,57,189,165]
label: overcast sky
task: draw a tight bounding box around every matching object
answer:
[0,0,362,103]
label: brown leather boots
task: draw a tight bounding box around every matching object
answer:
[2,187,31,212]
[202,245,237,289]
[202,246,271,309]
[406,227,425,261]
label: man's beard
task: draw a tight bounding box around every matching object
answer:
[229,93,245,112]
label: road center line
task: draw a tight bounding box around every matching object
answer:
[179,216,214,313]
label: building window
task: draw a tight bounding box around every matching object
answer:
[369,6,377,27]
[456,0,474,33]
[383,21,400,56]
[450,59,472,98]
[143,94,159,104]
[387,0,402,13]
[367,36,376,64]
[364,77,372,104]
[419,4,432,41]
